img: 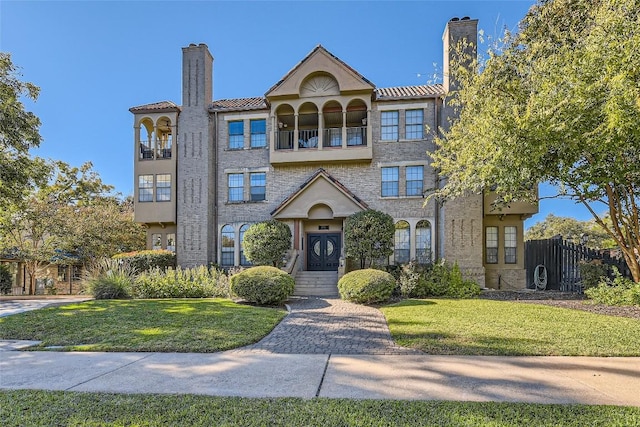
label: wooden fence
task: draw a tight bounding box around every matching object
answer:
[524,238,632,292]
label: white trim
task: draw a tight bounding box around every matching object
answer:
[223,113,269,121]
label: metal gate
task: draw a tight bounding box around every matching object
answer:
[525,238,631,291]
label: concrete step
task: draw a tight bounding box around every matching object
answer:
[294,271,339,297]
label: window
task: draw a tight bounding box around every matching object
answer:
[505,226,517,264]
[250,119,266,148]
[239,224,251,266]
[416,220,432,264]
[156,174,171,201]
[406,166,424,196]
[486,226,498,264]
[250,172,266,202]
[138,175,153,202]
[228,173,243,202]
[381,167,399,197]
[167,233,176,252]
[394,220,410,264]
[228,121,244,149]
[381,111,398,141]
[71,265,82,281]
[405,109,424,139]
[221,225,235,267]
[152,233,162,250]
[58,265,68,282]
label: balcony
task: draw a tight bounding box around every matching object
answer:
[484,190,539,219]
[270,125,372,165]
[138,139,173,161]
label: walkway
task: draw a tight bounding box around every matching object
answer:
[237,297,420,354]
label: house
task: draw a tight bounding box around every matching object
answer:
[129,17,538,292]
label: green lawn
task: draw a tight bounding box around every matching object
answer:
[0,299,286,352]
[1,390,638,427]
[382,299,640,356]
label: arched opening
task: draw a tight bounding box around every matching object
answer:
[221,225,235,267]
[308,203,334,220]
[139,118,154,159]
[394,220,410,264]
[275,104,295,149]
[346,100,367,146]
[300,72,340,97]
[416,220,432,264]
[298,102,319,148]
[322,100,343,147]
[156,117,173,159]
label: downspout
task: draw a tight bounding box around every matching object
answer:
[433,96,441,261]
[213,110,219,266]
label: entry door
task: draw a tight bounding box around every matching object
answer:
[307,233,341,271]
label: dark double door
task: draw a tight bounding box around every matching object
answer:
[307,233,341,271]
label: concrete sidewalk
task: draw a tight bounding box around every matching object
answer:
[1,349,639,406]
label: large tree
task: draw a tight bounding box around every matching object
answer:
[0,161,142,294]
[0,52,48,209]
[430,0,640,281]
[525,214,616,249]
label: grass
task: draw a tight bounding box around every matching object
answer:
[1,390,639,426]
[381,299,640,356]
[0,299,286,352]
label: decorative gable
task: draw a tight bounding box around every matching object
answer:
[265,45,375,99]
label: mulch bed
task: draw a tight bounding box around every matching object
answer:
[480,289,640,320]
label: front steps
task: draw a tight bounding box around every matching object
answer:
[294,271,339,298]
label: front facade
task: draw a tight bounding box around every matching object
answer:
[130,18,537,289]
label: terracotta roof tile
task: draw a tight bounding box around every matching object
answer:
[375,84,444,100]
[209,97,268,112]
[129,101,180,113]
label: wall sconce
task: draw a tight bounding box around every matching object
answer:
[278,122,283,129]
[361,118,367,126]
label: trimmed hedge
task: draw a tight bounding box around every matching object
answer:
[230,266,294,305]
[112,250,176,273]
[133,266,230,299]
[338,269,395,304]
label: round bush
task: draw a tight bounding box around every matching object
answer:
[338,269,395,304]
[230,266,294,305]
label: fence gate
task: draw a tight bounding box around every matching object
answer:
[525,238,631,292]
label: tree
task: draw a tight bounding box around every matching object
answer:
[0,264,12,295]
[0,161,119,294]
[243,220,292,267]
[525,214,616,249]
[0,52,49,209]
[430,0,640,281]
[344,210,395,269]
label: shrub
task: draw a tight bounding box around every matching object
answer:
[585,269,640,306]
[579,261,609,290]
[230,266,294,305]
[112,250,176,273]
[338,269,395,304]
[344,210,395,269]
[0,264,12,295]
[243,221,292,267]
[401,260,480,299]
[133,265,230,299]
[84,259,135,299]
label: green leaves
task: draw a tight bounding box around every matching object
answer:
[344,210,394,268]
[243,220,292,267]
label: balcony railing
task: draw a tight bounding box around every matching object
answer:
[298,129,318,148]
[323,128,342,147]
[139,140,172,160]
[347,126,366,146]
[277,130,294,150]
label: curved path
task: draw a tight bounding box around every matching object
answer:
[236,297,420,355]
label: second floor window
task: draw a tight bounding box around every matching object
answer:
[250,119,266,148]
[381,167,399,197]
[138,175,153,202]
[250,172,266,202]
[405,109,424,139]
[381,111,398,141]
[156,174,171,201]
[228,173,244,202]
[406,166,424,196]
[228,121,244,149]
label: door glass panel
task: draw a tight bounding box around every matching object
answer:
[313,240,321,256]
[326,240,334,257]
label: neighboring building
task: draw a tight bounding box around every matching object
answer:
[129,18,538,290]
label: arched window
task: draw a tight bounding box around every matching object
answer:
[416,220,432,264]
[239,224,252,266]
[394,220,410,264]
[221,225,235,267]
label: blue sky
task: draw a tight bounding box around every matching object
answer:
[1,0,595,227]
